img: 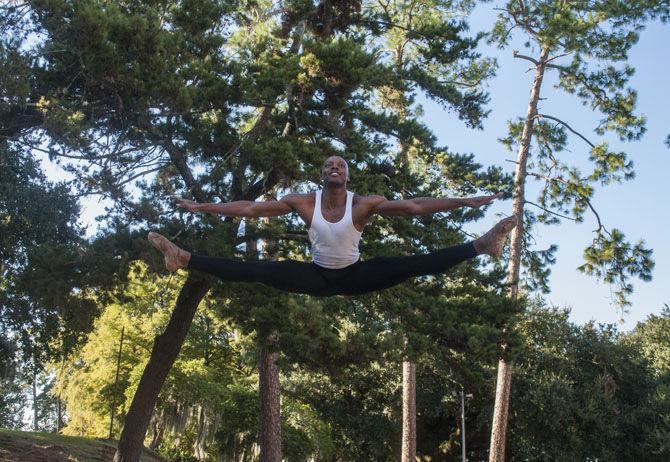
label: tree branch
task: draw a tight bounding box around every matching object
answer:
[240,169,282,201]
[437,76,486,88]
[114,163,168,187]
[525,200,577,222]
[513,51,539,66]
[545,52,570,64]
[231,23,305,200]
[585,198,606,234]
[507,3,540,38]
[139,118,208,203]
[535,114,596,148]
[534,113,596,148]
[526,172,607,233]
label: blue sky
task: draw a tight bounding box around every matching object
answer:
[420,7,669,330]
[39,6,668,331]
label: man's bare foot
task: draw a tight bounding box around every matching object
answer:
[473,216,517,257]
[148,232,191,271]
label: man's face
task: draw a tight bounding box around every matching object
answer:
[321,156,349,186]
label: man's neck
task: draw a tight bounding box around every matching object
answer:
[322,184,347,205]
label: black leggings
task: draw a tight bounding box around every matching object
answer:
[187,242,478,297]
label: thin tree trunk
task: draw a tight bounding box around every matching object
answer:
[194,405,206,459]
[148,413,165,451]
[258,331,282,462]
[113,276,209,462]
[57,397,62,432]
[57,356,64,432]
[401,360,416,462]
[489,48,550,462]
[110,326,125,439]
[32,370,38,431]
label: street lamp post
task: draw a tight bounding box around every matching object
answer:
[461,390,473,462]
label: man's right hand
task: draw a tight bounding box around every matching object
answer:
[173,197,201,213]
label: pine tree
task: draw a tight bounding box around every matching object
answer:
[3,1,509,459]
[484,1,666,459]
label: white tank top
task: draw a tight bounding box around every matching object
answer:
[308,190,363,269]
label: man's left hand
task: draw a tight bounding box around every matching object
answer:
[462,192,504,208]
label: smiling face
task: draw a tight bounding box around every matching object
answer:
[321,155,349,186]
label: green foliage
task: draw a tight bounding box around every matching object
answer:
[56,262,335,459]
[32,369,62,433]
[158,445,201,462]
[51,261,670,461]
[1,0,620,460]
[579,229,654,310]
[279,285,521,460]
[0,338,28,429]
[625,306,670,456]
[627,304,670,373]
[1,1,667,460]
[508,301,668,461]
[0,144,94,367]
[57,262,183,437]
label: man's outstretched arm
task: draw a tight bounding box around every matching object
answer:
[372,193,503,217]
[173,196,295,217]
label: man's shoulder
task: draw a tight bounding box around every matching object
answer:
[280,192,315,205]
[353,193,387,207]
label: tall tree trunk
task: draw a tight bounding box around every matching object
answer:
[259,331,282,462]
[114,276,209,462]
[489,48,550,462]
[401,360,416,462]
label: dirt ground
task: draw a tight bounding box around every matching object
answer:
[0,429,167,462]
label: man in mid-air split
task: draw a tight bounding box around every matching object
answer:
[148,155,516,296]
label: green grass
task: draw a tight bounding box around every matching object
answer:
[0,427,167,462]
[0,427,101,447]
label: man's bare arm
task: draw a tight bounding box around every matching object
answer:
[173,196,294,217]
[372,193,503,217]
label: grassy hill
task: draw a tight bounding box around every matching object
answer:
[0,428,167,462]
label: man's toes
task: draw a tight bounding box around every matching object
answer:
[148,232,173,252]
[499,216,517,233]
[148,232,164,249]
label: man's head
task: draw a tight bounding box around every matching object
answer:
[321,155,349,186]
